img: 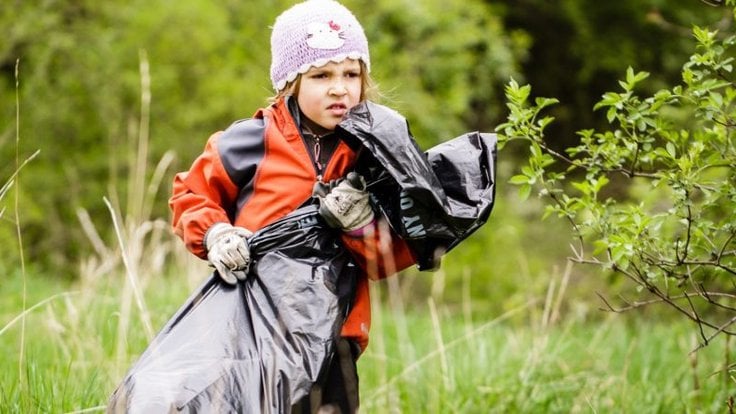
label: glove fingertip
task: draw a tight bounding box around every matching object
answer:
[218,272,237,285]
[234,269,248,281]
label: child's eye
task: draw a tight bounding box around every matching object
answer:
[345,72,360,78]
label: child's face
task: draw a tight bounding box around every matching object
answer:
[296,58,363,133]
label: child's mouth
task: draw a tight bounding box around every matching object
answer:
[328,103,347,116]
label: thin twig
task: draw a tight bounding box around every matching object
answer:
[684,290,708,344]
[690,315,736,354]
[596,292,736,313]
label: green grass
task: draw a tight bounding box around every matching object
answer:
[1,270,733,413]
[360,293,734,413]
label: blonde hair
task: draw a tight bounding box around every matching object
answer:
[268,61,378,104]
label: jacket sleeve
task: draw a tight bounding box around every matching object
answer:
[339,217,416,280]
[169,131,240,259]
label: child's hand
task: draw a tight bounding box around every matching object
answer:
[204,223,253,284]
[316,172,374,232]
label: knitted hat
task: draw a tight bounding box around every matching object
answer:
[270,0,370,91]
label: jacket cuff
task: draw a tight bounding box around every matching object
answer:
[203,222,231,251]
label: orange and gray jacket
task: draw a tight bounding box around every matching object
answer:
[169,97,415,352]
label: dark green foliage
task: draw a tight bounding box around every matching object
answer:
[495,0,729,149]
[0,0,520,275]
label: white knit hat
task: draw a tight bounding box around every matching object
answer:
[270,0,371,92]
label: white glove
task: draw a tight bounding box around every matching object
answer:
[317,172,375,232]
[204,222,253,285]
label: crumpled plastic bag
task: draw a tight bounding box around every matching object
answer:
[107,205,358,413]
[108,101,497,412]
[338,101,497,270]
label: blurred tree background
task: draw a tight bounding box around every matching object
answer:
[0,0,729,312]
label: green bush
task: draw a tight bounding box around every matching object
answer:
[498,2,736,349]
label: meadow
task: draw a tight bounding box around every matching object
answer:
[0,147,733,412]
[1,260,733,413]
[1,127,732,412]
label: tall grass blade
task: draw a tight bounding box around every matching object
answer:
[13,57,28,397]
[104,196,155,333]
[428,297,452,392]
[0,292,80,337]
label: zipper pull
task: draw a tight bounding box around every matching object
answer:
[314,136,323,175]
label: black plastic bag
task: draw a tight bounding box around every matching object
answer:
[109,102,496,413]
[108,205,358,413]
[338,102,497,270]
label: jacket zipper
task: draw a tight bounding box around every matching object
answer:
[313,135,323,181]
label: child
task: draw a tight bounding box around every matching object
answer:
[169,0,416,411]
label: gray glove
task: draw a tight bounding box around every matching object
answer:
[204,222,253,284]
[317,172,374,232]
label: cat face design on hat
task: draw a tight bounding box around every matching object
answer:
[307,20,345,50]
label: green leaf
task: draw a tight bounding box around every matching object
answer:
[607,107,617,123]
[595,92,622,110]
[592,176,610,193]
[508,175,529,185]
[521,165,535,177]
[535,97,560,110]
[666,142,677,158]
[518,184,532,201]
[571,181,590,195]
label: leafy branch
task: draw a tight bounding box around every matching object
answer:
[497,19,736,350]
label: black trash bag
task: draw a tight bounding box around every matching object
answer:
[337,101,497,270]
[107,205,358,413]
[109,102,496,412]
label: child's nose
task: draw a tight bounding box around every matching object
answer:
[329,79,348,95]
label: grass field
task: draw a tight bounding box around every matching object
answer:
[1,268,733,413]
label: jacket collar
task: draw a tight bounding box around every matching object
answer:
[255,97,302,143]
